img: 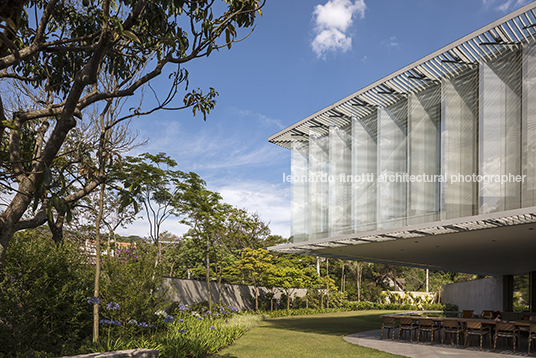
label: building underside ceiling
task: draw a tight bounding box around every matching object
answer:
[268,207,536,276]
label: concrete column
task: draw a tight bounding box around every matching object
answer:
[503,275,514,312]
[530,271,536,312]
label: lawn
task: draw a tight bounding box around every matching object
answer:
[212,310,408,358]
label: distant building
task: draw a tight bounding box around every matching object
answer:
[269,3,536,311]
[81,239,135,264]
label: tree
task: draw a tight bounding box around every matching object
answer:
[272,266,305,310]
[179,176,226,316]
[116,152,195,266]
[301,266,320,309]
[236,248,273,312]
[0,0,265,265]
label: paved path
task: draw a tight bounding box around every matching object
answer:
[344,329,531,357]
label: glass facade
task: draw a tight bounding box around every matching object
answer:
[288,41,536,243]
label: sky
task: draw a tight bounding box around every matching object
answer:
[117,0,535,239]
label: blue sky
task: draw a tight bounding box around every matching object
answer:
[118,0,534,239]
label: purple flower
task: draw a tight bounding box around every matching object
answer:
[164,315,174,323]
[111,320,121,326]
[87,296,100,305]
[179,318,184,322]
[178,329,186,334]
[138,322,149,328]
[206,310,212,314]
[209,325,217,330]
[99,319,111,325]
[107,302,120,311]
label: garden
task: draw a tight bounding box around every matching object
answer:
[0,229,458,358]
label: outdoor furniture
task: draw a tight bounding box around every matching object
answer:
[464,321,492,350]
[398,317,418,342]
[529,323,536,355]
[417,318,440,344]
[461,310,474,318]
[494,321,519,353]
[380,316,398,340]
[480,310,494,319]
[441,319,463,347]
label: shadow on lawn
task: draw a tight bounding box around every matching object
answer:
[262,312,384,337]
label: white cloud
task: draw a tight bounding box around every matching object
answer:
[311,0,366,58]
[115,180,291,239]
[483,0,531,11]
[216,180,290,238]
[383,36,399,48]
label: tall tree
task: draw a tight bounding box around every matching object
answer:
[236,248,273,312]
[117,152,194,266]
[179,176,226,316]
[0,0,264,265]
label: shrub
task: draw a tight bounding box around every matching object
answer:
[0,231,93,357]
[99,242,170,327]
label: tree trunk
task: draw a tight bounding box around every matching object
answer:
[287,290,290,310]
[341,263,345,292]
[0,180,36,265]
[357,264,362,301]
[205,234,212,317]
[218,262,222,304]
[270,291,273,312]
[254,283,259,312]
[93,183,105,343]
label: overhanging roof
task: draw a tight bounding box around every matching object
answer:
[268,1,536,150]
[268,207,536,276]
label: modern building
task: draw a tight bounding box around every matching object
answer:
[268,2,536,311]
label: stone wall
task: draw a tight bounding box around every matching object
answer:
[57,348,158,358]
[163,278,307,310]
[443,276,503,314]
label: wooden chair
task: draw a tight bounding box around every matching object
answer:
[441,319,463,347]
[398,317,417,342]
[417,318,440,344]
[464,321,491,350]
[494,321,519,353]
[480,310,494,319]
[380,316,398,340]
[461,310,474,318]
[528,323,536,355]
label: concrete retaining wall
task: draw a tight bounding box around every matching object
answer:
[57,348,158,358]
[163,278,307,311]
[443,276,502,314]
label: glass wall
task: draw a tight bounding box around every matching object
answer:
[289,41,536,242]
[328,123,352,236]
[351,112,377,232]
[479,49,522,214]
[377,100,408,229]
[408,85,441,224]
[441,69,479,219]
[308,129,329,240]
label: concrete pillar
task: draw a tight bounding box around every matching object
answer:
[530,271,536,312]
[503,275,514,311]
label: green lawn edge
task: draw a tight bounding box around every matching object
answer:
[212,310,409,358]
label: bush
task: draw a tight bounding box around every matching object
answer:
[0,231,93,357]
[99,242,169,327]
[83,303,259,357]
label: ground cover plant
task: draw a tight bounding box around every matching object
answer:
[83,302,263,357]
[212,310,407,358]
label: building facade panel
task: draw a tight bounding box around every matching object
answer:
[280,3,536,244]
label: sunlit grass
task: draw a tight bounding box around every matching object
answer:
[212,310,407,358]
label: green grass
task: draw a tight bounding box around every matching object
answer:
[212,310,408,358]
